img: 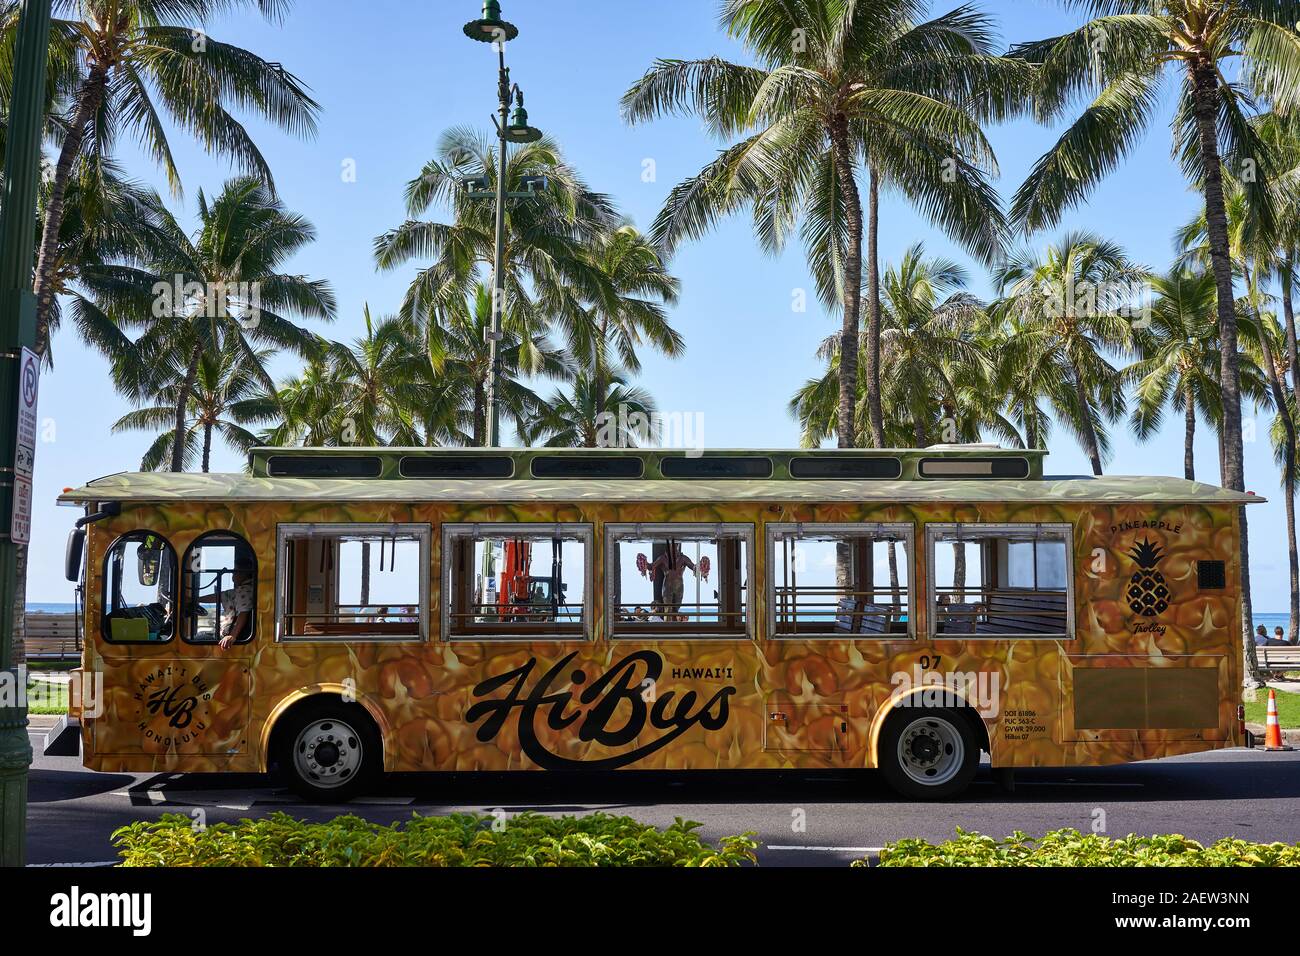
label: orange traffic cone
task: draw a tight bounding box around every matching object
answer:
[1265,689,1293,751]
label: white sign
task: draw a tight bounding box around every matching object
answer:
[10,475,30,545]
[11,346,38,543]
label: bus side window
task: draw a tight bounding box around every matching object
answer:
[183,532,257,645]
[102,531,177,644]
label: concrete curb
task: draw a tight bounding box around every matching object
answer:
[1245,722,1300,747]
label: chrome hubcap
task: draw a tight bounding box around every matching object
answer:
[294,718,362,789]
[897,716,964,787]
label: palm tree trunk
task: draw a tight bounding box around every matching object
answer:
[1284,259,1299,397]
[594,319,609,424]
[171,344,202,472]
[32,68,109,355]
[201,423,213,473]
[1183,382,1196,481]
[953,543,966,603]
[1189,58,1261,683]
[1025,406,1038,451]
[1071,368,1104,475]
[828,115,863,450]
[472,385,486,446]
[887,541,900,608]
[360,542,371,606]
[8,71,108,674]
[1258,330,1300,646]
[865,167,884,448]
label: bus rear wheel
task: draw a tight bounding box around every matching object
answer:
[276,699,381,802]
[879,708,978,800]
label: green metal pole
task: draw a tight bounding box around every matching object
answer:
[485,47,510,448]
[0,0,52,869]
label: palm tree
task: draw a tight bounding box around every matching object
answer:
[577,226,683,420]
[876,244,996,447]
[373,126,618,362]
[979,308,1064,451]
[317,307,430,447]
[261,354,346,448]
[112,341,276,471]
[33,155,173,369]
[622,0,1029,448]
[1177,162,1294,662]
[991,232,1146,475]
[1126,269,1225,480]
[122,176,335,471]
[428,284,572,445]
[9,0,320,360]
[526,372,658,449]
[789,246,1014,449]
[1010,0,1300,504]
[1253,310,1300,643]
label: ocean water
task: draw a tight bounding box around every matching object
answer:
[20,602,1297,637]
[1254,612,1292,636]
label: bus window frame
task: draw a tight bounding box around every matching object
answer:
[605,522,755,642]
[766,522,916,641]
[181,530,257,646]
[442,522,595,643]
[275,522,431,644]
[925,522,1075,641]
[100,529,178,645]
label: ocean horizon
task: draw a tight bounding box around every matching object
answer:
[23,602,1298,632]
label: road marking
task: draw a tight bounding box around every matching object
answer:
[27,861,118,868]
[1012,781,1144,788]
[767,845,881,853]
[353,796,416,805]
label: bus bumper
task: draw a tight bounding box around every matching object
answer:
[43,715,81,757]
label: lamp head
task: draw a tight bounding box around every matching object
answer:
[463,0,518,43]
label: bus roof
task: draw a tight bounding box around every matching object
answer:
[58,471,1264,506]
[246,445,1047,481]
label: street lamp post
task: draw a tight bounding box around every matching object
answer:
[0,0,52,868]
[463,0,542,448]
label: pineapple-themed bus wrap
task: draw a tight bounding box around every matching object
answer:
[53,446,1261,800]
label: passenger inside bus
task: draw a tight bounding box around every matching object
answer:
[216,559,255,649]
[185,537,256,647]
[611,529,745,635]
[930,527,1068,636]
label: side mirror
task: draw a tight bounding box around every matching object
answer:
[137,539,161,588]
[65,528,85,583]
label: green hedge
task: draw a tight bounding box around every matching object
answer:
[854,827,1300,867]
[112,811,758,867]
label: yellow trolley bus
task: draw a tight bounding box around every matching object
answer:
[51,445,1260,800]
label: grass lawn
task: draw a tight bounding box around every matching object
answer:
[1245,687,1300,729]
[25,673,67,715]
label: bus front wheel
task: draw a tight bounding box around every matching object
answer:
[878,708,979,800]
[276,699,382,802]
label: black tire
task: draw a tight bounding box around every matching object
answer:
[878,707,979,800]
[275,698,382,802]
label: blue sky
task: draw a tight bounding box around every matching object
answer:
[29,0,1293,610]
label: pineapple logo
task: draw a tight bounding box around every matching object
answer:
[1126,537,1169,617]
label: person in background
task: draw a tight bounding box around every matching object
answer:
[217,560,255,650]
[1256,624,1289,647]
[1275,626,1291,645]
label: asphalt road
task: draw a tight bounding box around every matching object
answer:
[25,719,1300,866]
